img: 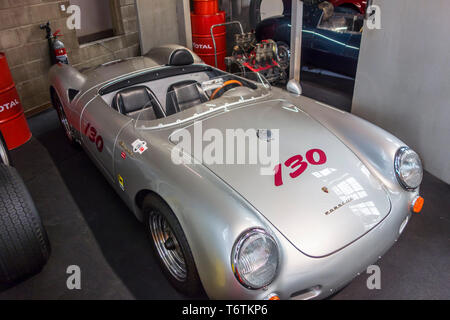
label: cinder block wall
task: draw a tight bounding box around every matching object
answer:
[0,0,140,116]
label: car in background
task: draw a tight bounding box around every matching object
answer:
[250,0,367,27]
[330,0,367,14]
[255,0,364,78]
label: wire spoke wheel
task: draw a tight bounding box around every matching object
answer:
[0,139,9,166]
[277,42,290,70]
[54,97,72,141]
[149,211,187,282]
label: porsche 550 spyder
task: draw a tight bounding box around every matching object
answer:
[48,45,424,300]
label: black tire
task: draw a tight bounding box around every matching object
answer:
[0,131,12,166]
[51,89,76,145]
[0,164,51,283]
[143,193,202,297]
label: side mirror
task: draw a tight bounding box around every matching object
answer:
[287,79,302,95]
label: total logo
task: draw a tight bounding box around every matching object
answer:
[0,99,20,113]
[193,43,212,50]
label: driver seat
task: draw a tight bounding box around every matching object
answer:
[165,80,208,116]
[112,86,165,120]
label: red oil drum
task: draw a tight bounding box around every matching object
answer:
[0,53,31,150]
[193,0,218,15]
[191,0,226,70]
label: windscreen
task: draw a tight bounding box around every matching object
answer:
[134,71,271,129]
[318,11,364,34]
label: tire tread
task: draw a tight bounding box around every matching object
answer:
[0,164,50,283]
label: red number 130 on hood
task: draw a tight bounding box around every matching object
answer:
[274,149,327,187]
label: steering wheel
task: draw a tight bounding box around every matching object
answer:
[210,80,243,100]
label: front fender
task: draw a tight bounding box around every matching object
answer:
[49,63,86,108]
[289,92,407,193]
[114,128,274,299]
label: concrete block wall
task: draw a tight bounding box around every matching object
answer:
[0,0,140,116]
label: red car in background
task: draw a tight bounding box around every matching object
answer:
[330,0,367,14]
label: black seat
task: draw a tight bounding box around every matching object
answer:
[165,80,208,116]
[112,86,165,120]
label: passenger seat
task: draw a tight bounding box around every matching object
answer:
[165,80,208,116]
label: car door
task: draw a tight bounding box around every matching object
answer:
[300,4,324,67]
[312,12,352,58]
[80,95,132,182]
[301,4,323,47]
[341,13,363,76]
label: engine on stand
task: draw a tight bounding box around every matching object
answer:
[225,31,289,84]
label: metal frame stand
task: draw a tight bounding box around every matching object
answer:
[211,21,244,68]
[288,0,303,95]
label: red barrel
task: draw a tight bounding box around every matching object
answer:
[193,0,218,15]
[191,0,226,70]
[0,53,31,150]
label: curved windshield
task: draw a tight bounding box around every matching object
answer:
[318,8,364,34]
[134,71,271,130]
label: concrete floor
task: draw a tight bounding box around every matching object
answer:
[0,81,449,299]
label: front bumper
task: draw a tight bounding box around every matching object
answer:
[204,190,417,300]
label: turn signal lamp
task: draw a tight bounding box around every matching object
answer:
[265,293,280,300]
[412,196,424,213]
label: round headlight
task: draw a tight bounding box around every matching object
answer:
[395,147,423,190]
[231,228,279,289]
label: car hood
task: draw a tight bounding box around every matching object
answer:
[169,100,391,257]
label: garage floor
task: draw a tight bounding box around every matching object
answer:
[0,83,449,300]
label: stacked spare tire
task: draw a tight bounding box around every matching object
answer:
[0,131,50,284]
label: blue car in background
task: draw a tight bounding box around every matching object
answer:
[255,2,364,78]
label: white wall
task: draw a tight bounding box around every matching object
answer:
[352,0,450,183]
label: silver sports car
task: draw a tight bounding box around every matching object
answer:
[49,44,424,300]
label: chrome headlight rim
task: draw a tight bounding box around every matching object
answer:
[231,227,279,290]
[394,146,423,190]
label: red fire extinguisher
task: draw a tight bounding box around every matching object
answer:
[40,21,69,65]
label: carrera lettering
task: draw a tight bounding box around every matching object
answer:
[325,197,353,215]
